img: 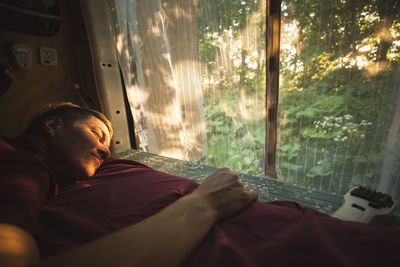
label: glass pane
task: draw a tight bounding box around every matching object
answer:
[277,0,400,199]
[111,0,266,175]
[198,0,266,175]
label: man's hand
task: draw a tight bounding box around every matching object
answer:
[191,168,258,221]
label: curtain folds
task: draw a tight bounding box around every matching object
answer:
[109,0,206,162]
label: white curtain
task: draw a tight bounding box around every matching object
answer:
[109,0,267,174]
[109,0,206,162]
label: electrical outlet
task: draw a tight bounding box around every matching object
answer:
[39,47,58,66]
[11,43,32,70]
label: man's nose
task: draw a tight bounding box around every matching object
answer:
[97,145,111,160]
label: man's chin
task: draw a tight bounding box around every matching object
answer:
[76,168,95,179]
[51,161,96,183]
[83,165,97,178]
[65,165,96,181]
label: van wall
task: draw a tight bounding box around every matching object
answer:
[0,0,99,138]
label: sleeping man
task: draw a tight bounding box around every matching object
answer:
[0,102,258,267]
[0,103,399,267]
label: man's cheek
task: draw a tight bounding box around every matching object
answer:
[85,159,98,177]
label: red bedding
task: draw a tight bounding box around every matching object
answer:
[1,136,399,266]
[40,157,400,266]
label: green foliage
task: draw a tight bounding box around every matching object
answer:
[202,95,265,175]
[277,0,400,195]
[307,162,332,178]
[197,0,266,176]
[197,0,400,197]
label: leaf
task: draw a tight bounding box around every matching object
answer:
[306,165,332,177]
[281,161,302,170]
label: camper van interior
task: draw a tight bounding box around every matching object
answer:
[1,0,400,266]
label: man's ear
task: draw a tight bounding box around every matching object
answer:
[43,116,63,136]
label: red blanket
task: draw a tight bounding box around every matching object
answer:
[1,136,399,266]
[40,157,400,266]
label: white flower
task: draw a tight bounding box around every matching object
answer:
[344,114,353,120]
[245,72,255,79]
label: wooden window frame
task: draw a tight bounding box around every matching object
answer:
[265,0,280,178]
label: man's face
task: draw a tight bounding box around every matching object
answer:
[48,116,111,180]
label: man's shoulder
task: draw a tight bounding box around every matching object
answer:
[0,136,58,197]
[0,137,42,162]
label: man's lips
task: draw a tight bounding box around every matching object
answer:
[91,153,102,165]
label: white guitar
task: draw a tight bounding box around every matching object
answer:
[332,186,396,224]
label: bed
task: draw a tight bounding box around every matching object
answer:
[116,149,400,228]
[36,150,400,266]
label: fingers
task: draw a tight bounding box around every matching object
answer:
[241,181,259,201]
[212,168,257,192]
[238,182,258,204]
[247,190,259,202]
[210,167,259,203]
[196,167,258,220]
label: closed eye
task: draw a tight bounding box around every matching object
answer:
[92,128,110,147]
[91,129,102,139]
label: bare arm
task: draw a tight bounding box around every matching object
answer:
[0,224,39,267]
[1,168,257,267]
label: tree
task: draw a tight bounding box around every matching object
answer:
[278,0,400,196]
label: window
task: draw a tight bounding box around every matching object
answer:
[110,0,400,199]
[110,0,267,175]
[277,0,400,199]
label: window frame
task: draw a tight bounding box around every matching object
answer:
[265,0,281,178]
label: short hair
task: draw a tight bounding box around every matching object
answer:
[21,102,113,137]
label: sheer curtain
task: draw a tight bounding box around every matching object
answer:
[109,0,267,175]
[107,0,400,199]
[109,0,206,162]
